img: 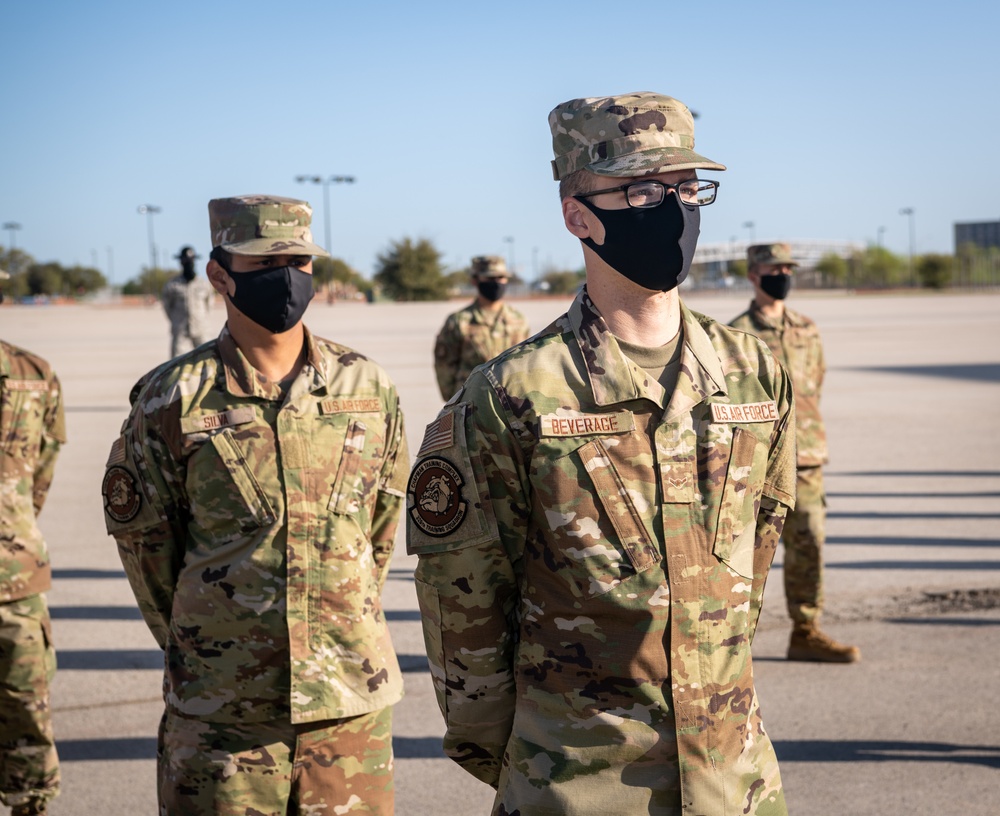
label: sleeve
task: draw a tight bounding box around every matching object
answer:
[32,369,66,515]
[815,328,826,400]
[433,316,462,402]
[749,359,796,639]
[369,388,408,590]
[407,376,526,787]
[102,403,186,648]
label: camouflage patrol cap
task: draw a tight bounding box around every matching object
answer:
[208,195,330,257]
[549,91,726,181]
[747,243,799,268]
[470,255,507,278]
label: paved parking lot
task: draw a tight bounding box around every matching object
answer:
[2,290,998,815]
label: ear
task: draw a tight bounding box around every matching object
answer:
[562,197,592,240]
[206,259,235,297]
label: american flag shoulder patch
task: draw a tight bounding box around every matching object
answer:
[418,412,455,457]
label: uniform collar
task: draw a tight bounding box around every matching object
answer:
[469,299,508,324]
[569,287,727,415]
[218,324,327,401]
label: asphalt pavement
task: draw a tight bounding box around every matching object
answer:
[1,289,997,815]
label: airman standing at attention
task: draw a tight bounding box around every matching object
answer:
[161,245,214,357]
[102,196,408,815]
[1,269,66,816]
[407,92,795,815]
[433,255,529,401]
[730,243,860,663]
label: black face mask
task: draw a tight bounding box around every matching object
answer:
[759,273,792,300]
[181,261,196,282]
[477,280,507,302]
[220,259,314,334]
[575,192,700,292]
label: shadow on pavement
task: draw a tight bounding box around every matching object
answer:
[774,739,1000,768]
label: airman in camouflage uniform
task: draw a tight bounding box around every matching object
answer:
[433,255,530,401]
[408,93,795,815]
[730,243,860,663]
[1,270,66,816]
[161,245,215,358]
[102,196,408,815]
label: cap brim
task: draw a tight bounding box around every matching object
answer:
[589,147,726,177]
[222,238,331,258]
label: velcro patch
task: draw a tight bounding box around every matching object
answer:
[102,466,142,523]
[417,412,454,456]
[321,397,382,414]
[408,456,467,537]
[180,407,255,434]
[711,401,778,423]
[539,411,634,438]
[2,379,48,392]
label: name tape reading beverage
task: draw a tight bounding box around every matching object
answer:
[539,411,635,438]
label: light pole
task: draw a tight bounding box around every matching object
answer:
[3,221,21,273]
[503,236,515,276]
[295,175,355,252]
[899,207,915,286]
[742,221,755,244]
[137,205,161,271]
[877,226,886,249]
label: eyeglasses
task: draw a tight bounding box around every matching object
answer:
[576,178,720,209]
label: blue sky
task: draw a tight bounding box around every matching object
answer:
[2,0,997,284]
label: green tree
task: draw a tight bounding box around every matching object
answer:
[61,264,107,294]
[312,256,367,290]
[815,253,848,285]
[727,258,748,279]
[122,267,175,297]
[373,237,449,301]
[916,253,953,289]
[852,246,906,288]
[540,267,585,295]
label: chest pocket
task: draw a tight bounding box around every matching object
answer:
[0,381,46,476]
[328,418,370,515]
[532,432,659,598]
[188,429,276,536]
[712,427,761,579]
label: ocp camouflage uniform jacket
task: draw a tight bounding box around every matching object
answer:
[408,289,796,816]
[102,326,408,724]
[1,341,65,603]
[433,300,530,401]
[161,274,214,337]
[729,303,827,467]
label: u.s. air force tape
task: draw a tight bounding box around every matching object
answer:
[710,401,778,423]
[408,456,467,537]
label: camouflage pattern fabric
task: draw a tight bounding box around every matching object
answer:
[549,92,726,181]
[0,594,59,809]
[158,707,393,815]
[408,288,795,816]
[102,325,408,727]
[1,342,66,603]
[208,195,330,258]
[729,303,827,467]
[782,466,826,625]
[0,341,64,809]
[433,301,529,401]
[161,274,214,357]
[729,304,828,624]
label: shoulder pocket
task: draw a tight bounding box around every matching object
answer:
[406,404,499,555]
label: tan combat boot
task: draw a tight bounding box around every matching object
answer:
[11,801,47,816]
[787,624,861,663]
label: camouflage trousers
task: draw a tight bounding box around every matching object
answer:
[157,706,394,815]
[0,594,60,808]
[783,465,826,624]
[170,329,207,358]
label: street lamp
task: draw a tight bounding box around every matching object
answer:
[3,222,21,273]
[137,205,161,272]
[295,175,355,252]
[742,221,755,244]
[899,207,915,286]
[503,236,515,276]
[877,226,886,249]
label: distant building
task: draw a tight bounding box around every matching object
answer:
[690,239,862,288]
[954,220,1000,252]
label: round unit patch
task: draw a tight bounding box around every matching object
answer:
[102,466,142,523]
[408,456,468,537]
